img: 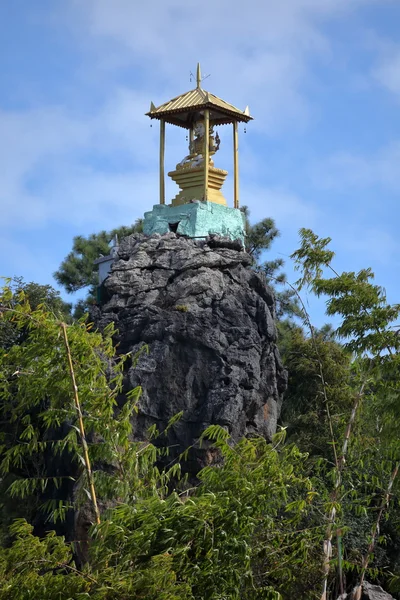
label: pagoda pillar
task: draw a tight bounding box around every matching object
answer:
[233,121,239,209]
[203,109,210,201]
[159,119,165,205]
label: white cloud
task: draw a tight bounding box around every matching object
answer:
[0,234,56,282]
[241,184,318,230]
[0,93,161,230]
[311,142,400,190]
[64,0,387,133]
[340,227,400,265]
[0,0,389,238]
[372,44,400,98]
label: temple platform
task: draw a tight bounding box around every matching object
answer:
[143,201,246,245]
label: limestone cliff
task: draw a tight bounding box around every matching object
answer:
[338,582,394,599]
[93,233,287,470]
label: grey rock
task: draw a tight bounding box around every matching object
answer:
[338,582,394,599]
[93,233,287,473]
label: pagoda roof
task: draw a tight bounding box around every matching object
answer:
[146,86,253,129]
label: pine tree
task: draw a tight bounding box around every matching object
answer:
[54,220,143,295]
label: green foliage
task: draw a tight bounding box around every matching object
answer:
[0,281,327,598]
[0,520,89,599]
[281,327,353,458]
[291,228,400,595]
[240,206,300,320]
[89,432,320,600]
[292,228,400,355]
[0,282,150,528]
[0,432,322,600]
[240,205,280,261]
[0,277,72,349]
[290,228,335,291]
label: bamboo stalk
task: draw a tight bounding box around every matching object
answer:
[61,322,101,525]
[321,379,367,600]
[337,529,344,598]
[353,461,399,600]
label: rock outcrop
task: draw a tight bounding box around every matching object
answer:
[93,233,287,471]
[338,582,395,599]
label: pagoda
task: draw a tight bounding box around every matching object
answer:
[143,64,252,243]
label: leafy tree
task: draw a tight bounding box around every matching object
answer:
[290,228,400,598]
[0,520,90,600]
[280,327,353,459]
[0,279,73,541]
[0,277,71,350]
[0,282,147,539]
[88,430,320,600]
[240,205,280,261]
[0,431,322,600]
[240,206,300,320]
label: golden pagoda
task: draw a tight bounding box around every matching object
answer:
[143,64,252,244]
[146,63,252,208]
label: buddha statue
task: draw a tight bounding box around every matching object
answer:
[177,120,220,170]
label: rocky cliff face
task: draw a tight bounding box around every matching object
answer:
[338,582,394,600]
[93,233,287,471]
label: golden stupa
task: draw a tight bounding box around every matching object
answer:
[146,64,252,209]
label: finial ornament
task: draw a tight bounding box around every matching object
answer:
[196,63,202,89]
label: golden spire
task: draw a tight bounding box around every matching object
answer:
[196,62,202,89]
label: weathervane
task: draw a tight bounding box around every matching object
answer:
[190,63,211,87]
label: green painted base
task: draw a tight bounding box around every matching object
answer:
[143,201,246,244]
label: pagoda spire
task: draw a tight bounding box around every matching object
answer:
[196,62,202,89]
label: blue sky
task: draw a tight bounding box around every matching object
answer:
[1,0,400,326]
